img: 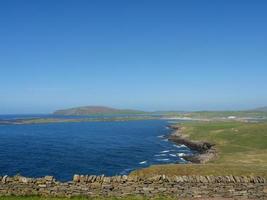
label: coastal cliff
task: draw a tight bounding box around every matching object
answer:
[168,125,217,163]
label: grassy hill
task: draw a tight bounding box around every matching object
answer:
[53,106,147,116]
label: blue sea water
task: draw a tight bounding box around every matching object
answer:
[0,115,195,181]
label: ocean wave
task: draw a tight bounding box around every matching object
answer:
[173,144,187,148]
[156,158,170,162]
[169,154,177,157]
[177,153,186,157]
[157,135,164,138]
[139,161,147,164]
[160,150,170,153]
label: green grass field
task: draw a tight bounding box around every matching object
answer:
[154,108,267,118]
[132,121,267,178]
[181,111,267,118]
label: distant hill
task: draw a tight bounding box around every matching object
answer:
[250,106,267,112]
[53,106,147,115]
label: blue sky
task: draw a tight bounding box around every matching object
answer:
[0,0,267,114]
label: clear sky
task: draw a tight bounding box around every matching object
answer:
[0,0,267,114]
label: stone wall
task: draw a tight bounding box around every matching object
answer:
[0,175,266,199]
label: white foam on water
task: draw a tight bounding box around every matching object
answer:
[139,161,147,164]
[169,154,177,157]
[173,144,187,148]
[157,135,164,138]
[180,158,186,162]
[160,150,170,153]
[162,139,168,142]
[177,153,186,157]
[156,158,170,162]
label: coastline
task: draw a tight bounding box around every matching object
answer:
[0,116,159,125]
[0,121,263,198]
[167,124,217,164]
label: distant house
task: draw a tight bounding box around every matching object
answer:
[228,116,237,119]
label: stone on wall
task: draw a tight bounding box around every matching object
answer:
[0,175,266,199]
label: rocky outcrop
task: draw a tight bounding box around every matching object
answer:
[0,175,266,198]
[168,125,217,163]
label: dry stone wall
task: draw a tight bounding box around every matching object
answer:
[0,175,266,199]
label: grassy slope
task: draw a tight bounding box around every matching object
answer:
[186,122,267,165]
[131,121,267,178]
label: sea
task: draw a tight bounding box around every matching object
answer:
[0,115,195,181]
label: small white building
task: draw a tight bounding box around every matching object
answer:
[228,116,237,119]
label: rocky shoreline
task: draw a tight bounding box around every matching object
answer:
[167,125,217,164]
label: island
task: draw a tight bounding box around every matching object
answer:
[53,106,147,115]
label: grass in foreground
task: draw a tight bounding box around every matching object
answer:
[132,121,267,178]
